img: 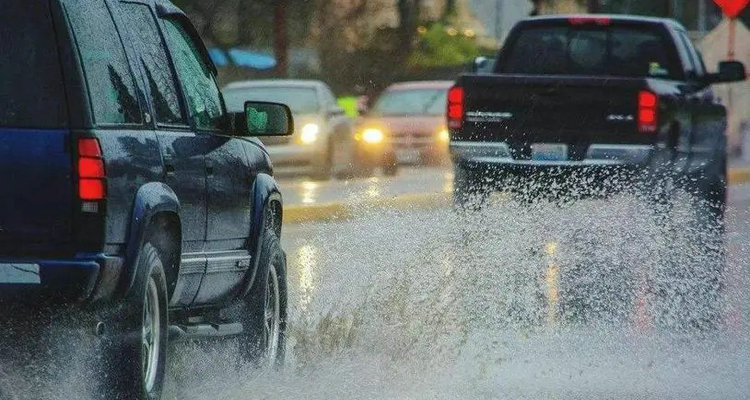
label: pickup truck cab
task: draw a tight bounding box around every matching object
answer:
[450,15,746,211]
[0,1,292,399]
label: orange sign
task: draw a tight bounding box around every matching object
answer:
[713,0,749,18]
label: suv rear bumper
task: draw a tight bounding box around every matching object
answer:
[450,141,654,166]
[0,254,123,304]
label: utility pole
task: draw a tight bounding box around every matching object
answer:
[443,0,457,22]
[495,0,503,40]
[274,0,289,77]
[587,0,601,13]
[670,0,681,21]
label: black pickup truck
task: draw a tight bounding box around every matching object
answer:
[449,15,746,211]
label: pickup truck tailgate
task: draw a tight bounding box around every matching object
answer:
[458,75,653,153]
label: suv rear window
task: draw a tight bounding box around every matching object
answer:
[498,24,681,80]
[0,2,67,128]
[65,0,142,126]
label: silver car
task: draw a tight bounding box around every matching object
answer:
[223,80,357,180]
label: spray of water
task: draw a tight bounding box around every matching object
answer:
[2,191,749,399]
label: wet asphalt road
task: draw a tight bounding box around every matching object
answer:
[277,166,452,207]
[3,167,750,400]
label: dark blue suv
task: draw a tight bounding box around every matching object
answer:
[0,1,292,398]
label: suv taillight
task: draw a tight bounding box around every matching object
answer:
[77,138,106,201]
[638,90,658,134]
[447,86,465,130]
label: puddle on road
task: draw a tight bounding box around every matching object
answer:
[3,193,750,399]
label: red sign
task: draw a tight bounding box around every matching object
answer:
[713,0,750,18]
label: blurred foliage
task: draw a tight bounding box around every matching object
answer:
[171,0,315,48]
[408,24,480,68]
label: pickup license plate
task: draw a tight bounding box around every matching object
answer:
[396,149,420,164]
[0,263,41,284]
[532,143,568,161]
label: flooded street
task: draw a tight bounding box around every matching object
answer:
[2,2,748,399]
[3,183,750,399]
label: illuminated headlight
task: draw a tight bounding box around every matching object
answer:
[438,128,450,142]
[362,128,384,144]
[300,123,320,144]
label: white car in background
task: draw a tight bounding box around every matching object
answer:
[224,80,361,180]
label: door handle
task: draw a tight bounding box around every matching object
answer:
[206,159,214,176]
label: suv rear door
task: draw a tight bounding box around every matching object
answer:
[0,2,73,256]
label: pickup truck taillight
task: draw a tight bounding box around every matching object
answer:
[447,86,465,130]
[637,90,658,134]
[77,138,106,201]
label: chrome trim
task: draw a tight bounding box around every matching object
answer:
[450,141,653,166]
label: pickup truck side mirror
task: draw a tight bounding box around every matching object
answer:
[238,101,293,136]
[707,60,747,84]
[471,57,496,73]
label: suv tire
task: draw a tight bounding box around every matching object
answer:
[100,242,168,400]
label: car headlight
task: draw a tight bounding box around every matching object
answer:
[438,128,450,142]
[300,123,320,144]
[362,128,384,144]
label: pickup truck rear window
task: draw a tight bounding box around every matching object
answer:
[0,2,67,129]
[498,25,681,80]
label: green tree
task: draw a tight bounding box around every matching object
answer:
[408,24,479,68]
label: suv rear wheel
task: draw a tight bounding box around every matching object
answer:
[100,242,168,400]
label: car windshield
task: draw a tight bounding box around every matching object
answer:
[372,88,447,116]
[498,24,682,79]
[0,2,67,128]
[223,86,320,114]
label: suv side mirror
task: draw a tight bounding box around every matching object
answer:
[241,101,293,136]
[707,61,747,84]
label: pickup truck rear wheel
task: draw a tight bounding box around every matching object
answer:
[100,242,168,400]
[236,229,287,367]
